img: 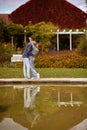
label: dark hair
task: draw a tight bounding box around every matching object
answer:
[37,43,42,51]
[35,38,39,43]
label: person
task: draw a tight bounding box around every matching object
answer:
[22,37,41,79]
[22,39,32,79]
[24,85,40,108]
[29,38,41,79]
[24,85,40,128]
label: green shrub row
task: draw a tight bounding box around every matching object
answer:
[35,51,87,68]
[0,51,87,68]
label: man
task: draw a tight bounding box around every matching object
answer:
[22,39,32,79]
[22,37,40,79]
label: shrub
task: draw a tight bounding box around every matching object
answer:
[0,42,13,63]
[77,35,87,56]
[35,51,87,68]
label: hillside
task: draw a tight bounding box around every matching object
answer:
[9,0,87,28]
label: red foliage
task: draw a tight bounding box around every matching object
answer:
[9,0,87,28]
[35,51,87,68]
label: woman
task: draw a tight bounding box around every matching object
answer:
[29,39,41,79]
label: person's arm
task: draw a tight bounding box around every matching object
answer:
[27,43,33,56]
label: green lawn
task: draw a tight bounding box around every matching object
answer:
[0,67,87,78]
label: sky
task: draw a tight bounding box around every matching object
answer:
[0,0,86,14]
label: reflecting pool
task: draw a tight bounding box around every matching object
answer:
[0,85,87,130]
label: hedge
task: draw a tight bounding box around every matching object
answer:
[0,51,87,68]
[35,51,87,68]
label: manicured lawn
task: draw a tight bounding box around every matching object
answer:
[0,67,87,78]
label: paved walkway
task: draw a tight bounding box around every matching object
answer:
[0,78,87,86]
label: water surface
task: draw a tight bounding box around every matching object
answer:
[0,85,87,130]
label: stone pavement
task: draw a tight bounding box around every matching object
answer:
[0,78,87,86]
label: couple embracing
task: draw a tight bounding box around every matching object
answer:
[22,37,41,79]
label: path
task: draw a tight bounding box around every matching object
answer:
[0,78,87,86]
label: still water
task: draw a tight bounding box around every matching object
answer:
[0,85,87,130]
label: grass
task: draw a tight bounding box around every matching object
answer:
[0,67,87,78]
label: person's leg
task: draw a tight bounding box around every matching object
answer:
[26,58,30,78]
[24,87,31,108]
[29,56,37,78]
[23,58,30,78]
[23,58,27,78]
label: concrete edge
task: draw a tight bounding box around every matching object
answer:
[0,78,87,85]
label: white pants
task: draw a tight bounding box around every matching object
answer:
[23,58,30,78]
[29,56,37,78]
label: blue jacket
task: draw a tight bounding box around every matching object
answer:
[22,42,33,58]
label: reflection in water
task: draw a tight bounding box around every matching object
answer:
[24,86,40,108]
[70,119,87,130]
[58,91,83,107]
[0,85,87,130]
[24,86,40,128]
[0,118,28,130]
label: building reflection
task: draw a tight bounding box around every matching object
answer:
[69,118,87,130]
[0,118,28,130]
[24,85,40,128]
[57,91,83,107]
